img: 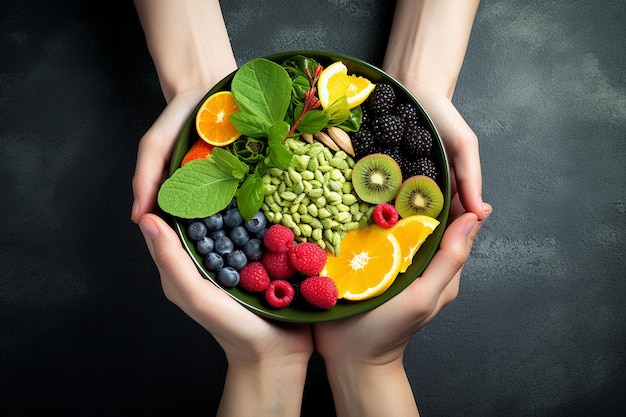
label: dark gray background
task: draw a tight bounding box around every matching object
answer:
[1,1,624,416]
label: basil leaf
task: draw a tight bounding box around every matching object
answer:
[157,159,239,219]
[211,147,248,179]
[236,173,265,220]
[231,58,292,125]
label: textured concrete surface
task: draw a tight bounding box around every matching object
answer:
[1,1,624,416]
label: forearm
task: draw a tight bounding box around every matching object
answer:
[217,361,308,417]
[383,0,480,100]
[134,0,237,102]
[325,359,419,417]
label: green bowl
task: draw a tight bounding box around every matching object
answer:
[168,50,450,323]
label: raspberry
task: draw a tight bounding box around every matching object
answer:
[264,280,295,309]
[288,242,327,276]
[372,203,399,229]
[263,224,295,253]
[238,261,270,293]
[299,276,338,310]
[262,250,297,280]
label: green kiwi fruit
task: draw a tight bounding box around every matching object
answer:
[394,175,444,218]
[352,153,403,204]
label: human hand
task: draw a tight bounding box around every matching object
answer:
[138,213,313,415]
[312,197,491,416]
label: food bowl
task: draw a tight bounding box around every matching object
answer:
[167,50,450,323]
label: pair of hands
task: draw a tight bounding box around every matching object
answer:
[132,85,491,381]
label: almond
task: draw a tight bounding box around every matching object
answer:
[314,131,340,152]
[327,126,355,156]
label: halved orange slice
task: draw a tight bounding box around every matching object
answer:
[195,91,241,146]
[390,215,440,273]
[321,225,401,301]
[317,61,375,109]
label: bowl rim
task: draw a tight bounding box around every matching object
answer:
[168,49,451,323]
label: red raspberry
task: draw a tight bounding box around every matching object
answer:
[263,224,295,253]
[264,280,295,309]
[288,242,327,276]
[262,251,297,280]
[373,203,399,229]
[299,276,338,310]
[238,261,270,293]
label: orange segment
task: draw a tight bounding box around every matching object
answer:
[321,225,401,301]
[317,61,375,109]
[195,91,241,146]
[391,215,440,273]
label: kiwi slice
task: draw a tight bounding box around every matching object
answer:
[352,153,403,204]
[394,175,444,218]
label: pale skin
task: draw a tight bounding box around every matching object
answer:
[133,1,489,416]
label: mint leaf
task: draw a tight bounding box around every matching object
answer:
[297,109,329,134]
[230,112,268,138]
[266,143,295,169]
[236,173,264,220]
[267,121,290,146]
[157,159,240,219]
[231,58,292,126]
[211,147,248,179]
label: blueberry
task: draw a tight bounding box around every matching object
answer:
[217,267,240,288]
[187,221,207,241]
[255,228,268,241]
[244,211,267,234]
[226,250,248,270]
[204,252,224,272]
[214,236,234,256]
[203,213,224,231]
[196,236,214,256]
[225,198,238,211]
[243,238,264,261]
[209,229,227,240]
[223,208,243,229]
[230,226,249,247]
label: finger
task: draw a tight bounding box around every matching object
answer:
[131,92,205,223]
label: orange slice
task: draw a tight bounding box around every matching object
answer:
[195,91,241,146]
[321,225,401,301]
[390,215,440,273]
[317,61,375,109]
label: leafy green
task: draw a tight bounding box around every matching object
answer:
[157,159,240,219]
[236,173,264,220]
[211,147,249,180]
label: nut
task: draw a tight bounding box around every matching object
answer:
[327,126,355,156]
[314,131,340,152]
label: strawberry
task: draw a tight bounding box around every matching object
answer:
[262,251,297,280]
[288,242,327,276]
[238,261,270,293]
[181,139,214,166]
[299,276,338,310]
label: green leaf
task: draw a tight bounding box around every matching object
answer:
[267,121,290,146]
[211,147,248,179]
[266,143,295,169]
[236,173,265,220]
[339,106,363,132]
[157,159,240,219]
[297,109,329,134]
[230,112,268,138]
[324,96,351,126]
[231,58,292,125]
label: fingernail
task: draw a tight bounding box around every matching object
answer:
[464,218,477,237]
[139,218,159,240]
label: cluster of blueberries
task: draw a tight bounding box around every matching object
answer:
[184,199,268,288]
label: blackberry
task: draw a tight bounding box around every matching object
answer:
[404,125,433,157]
[403,157,439,181]
[372,114,405,147]
[396,102,420,127]
[360,104,373,129]
[351,128,377,159]
[380,144,403,166]
[367,83,396,117]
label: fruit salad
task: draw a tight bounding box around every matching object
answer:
[158,54,445,314]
